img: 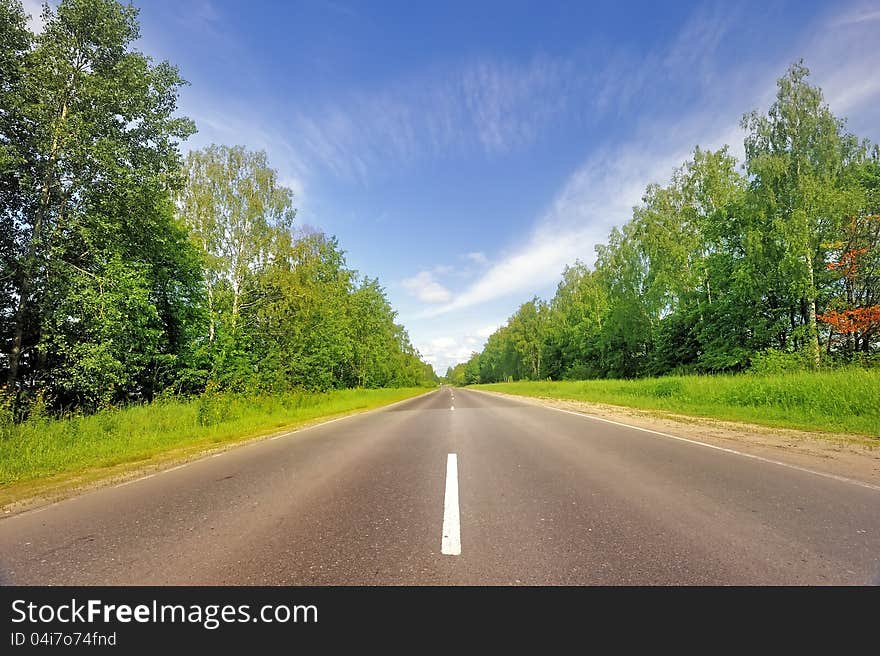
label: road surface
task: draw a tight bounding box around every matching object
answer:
[1,387,878,585]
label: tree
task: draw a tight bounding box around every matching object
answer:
[594,225,652,378]
[1,0,196,410]
[542,262,607,379]
[250,230,353,391]
[178,145,295,346]
[506,299,547,379]
[177,144,434,393]
[0,0,33,387]
[742,61,863,368]
[818,213,880,355]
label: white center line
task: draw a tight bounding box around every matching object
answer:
[441,453,461,556]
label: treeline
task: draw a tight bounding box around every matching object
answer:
[0,0,435,417]
[448,64,880,385]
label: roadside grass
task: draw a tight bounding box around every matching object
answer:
[473,368,880,437]
[0,387,429,507]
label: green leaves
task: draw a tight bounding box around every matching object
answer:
[2,0,197,411]
[742,61,866,367]
[177,145,435,394]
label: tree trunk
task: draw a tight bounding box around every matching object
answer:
[7,100,70,390]
[7,275,31,389]
[205,275,215,342]
[805,252,820,369]
[231,281,240,336]
[201,234,216,343]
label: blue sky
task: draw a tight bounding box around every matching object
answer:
[25,0,880,374]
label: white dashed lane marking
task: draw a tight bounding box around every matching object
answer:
[441,453,461,555]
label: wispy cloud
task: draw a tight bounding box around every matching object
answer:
[594,2,739,117]
[832,6,880,26]
[662,2,738,79]
[415,1,880,326]
[284,55,577,183]
[170,10,733,194]
[420,44,748,317]
[811,3,880,122]
[461,56,572,153]
[421,231,586,318]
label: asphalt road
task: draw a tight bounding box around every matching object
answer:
[1,387,878,585]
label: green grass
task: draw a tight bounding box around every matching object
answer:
[0,387,429,504]
[473,369,880,437]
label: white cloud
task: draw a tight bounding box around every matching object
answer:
[411,6,752,321]
[279,175,306,205]
[421,113,741,319]
[402,271,453,304]
[418,324,500,374]
[809,4,880,125]
[423,231,585,317]
[461,56,571,153]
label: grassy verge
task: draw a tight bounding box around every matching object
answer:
[0,387,430,507]
[473,369,880,437]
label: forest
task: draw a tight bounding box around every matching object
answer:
[0,0,437,422]
[447,64,880,386]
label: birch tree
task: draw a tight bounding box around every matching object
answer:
[178,145,295,342]
[742,61,862,368]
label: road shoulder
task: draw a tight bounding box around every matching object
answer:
[469,388,880,487]
[1,388,437,518]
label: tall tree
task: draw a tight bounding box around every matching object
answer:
[742,61,863,368]
[542,262,607,379]
[2,0,195,409]
[178,145,295,346]
[0,1,33,376]
[251,230,353,391]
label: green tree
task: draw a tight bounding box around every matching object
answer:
[742,61,864,368]
[594,225,653,377]
[0,1,33,385]
[251,231,353,391]
[2,0,196,409]
[542,262,607,379]
[178,144,295,346]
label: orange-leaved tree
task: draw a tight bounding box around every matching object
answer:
[818,214,880,354]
